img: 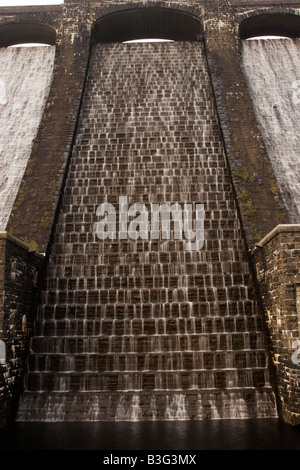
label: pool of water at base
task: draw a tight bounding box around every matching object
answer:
[0,418,300,450]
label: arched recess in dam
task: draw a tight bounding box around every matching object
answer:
[16,7,279,422]
[240,13,300,223]
[0,22,56,230]
[91,8,203,44]
[0,22,56,48]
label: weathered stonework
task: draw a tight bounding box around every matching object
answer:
[1,3,91,254]
[16,39,278,421]
[252,226,300,425]
[0,0,299,427]
[0,233,43,428]
[3,0,292,253]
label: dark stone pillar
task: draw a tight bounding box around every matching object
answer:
[252,225,300,425]
[203,4,289,248]
[6,4,91,254]
[0,233,44,428]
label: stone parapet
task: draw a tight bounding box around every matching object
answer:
[252,225,300,425]
[0,233,44,428]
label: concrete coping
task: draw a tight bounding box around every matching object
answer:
[0,232,44,259]
[252,224,300,254]
[0,5,62,12]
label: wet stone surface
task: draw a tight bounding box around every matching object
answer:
[17,41,277,421]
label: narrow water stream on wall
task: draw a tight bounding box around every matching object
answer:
[0,45,55,230]
[241,37,300,222]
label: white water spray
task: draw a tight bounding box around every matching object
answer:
[242,38,300,222]
[0,45,55,229]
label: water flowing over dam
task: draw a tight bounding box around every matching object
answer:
[0,45,56,230]
[17,41,278,421]
[242,37,300,223]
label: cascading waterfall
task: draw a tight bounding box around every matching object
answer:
[0,45,55,230]
[17,41,278,421]
[165,394,188,420]
[241,37,300,222]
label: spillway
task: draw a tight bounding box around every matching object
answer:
[242,37,300,222]
[0,45,55,230]
[17,41,278,421]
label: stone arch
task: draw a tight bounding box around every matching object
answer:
[0,22,56,47]
[92,7,203,44]
[239,12,300,40]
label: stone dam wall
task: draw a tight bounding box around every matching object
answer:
[16,40,278,421]
[0,0,299,426]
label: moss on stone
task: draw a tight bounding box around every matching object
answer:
[40,211,53,231]
[23,238,39,252]
[240,187,257,217]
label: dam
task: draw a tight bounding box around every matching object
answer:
[0,1,299,429]
[17,40,277,421]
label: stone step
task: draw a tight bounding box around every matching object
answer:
[49,240,245,255]
[48,249,248,266]
[67,164,230,175]
[25,368,272,392]
[55,208,238,220]
[29,332,266,356]
[60,197,237,212]
[44,273,252,290]
[61,183,233,196]
[60,191,234,202]
[67,171,233,183]
[27,350,269,373]
[47,258,249,274]
[32,317,263,338]
[17,389,278,421]
[55,213,240,226]
[50,232,242,245]
[32,312,261,332]
[36,302,256,320]
[51,230,242,243]
[38,286,253,306]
